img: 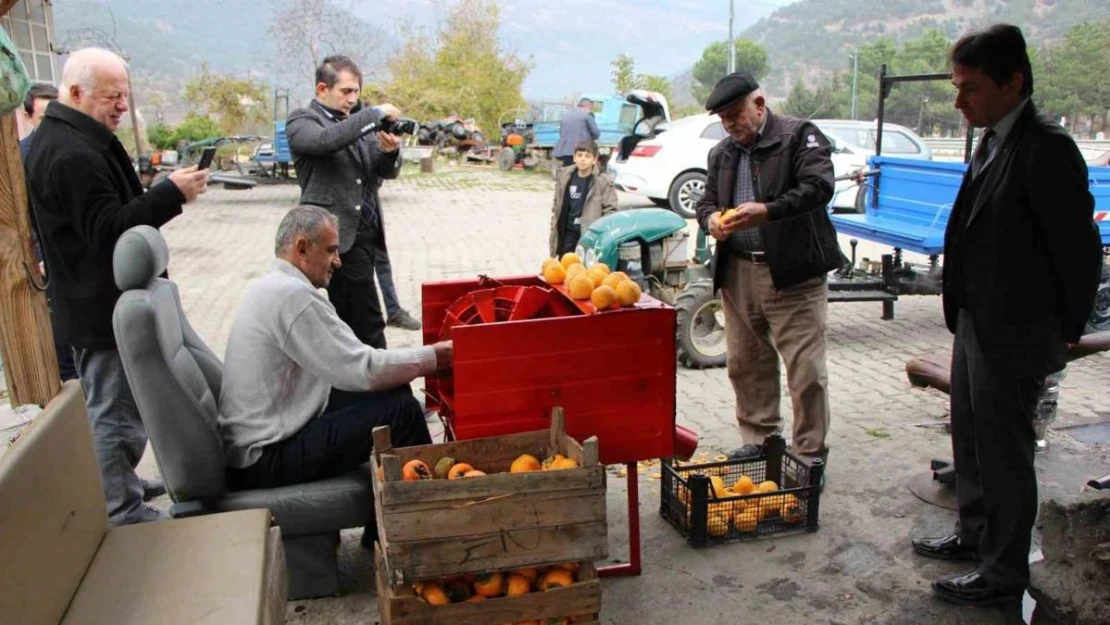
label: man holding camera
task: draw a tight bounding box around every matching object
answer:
[287,54,411,350]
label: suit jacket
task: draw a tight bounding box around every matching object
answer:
[552,107,601,158]
[942,101,1102,376]
[26,102,186,349]
[548,166,619,256]
[286,101,401,253]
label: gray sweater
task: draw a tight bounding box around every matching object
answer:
[218,260,437,468]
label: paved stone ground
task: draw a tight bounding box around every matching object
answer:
[4,163,1108,624]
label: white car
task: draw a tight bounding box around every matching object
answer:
[608,114,932,217]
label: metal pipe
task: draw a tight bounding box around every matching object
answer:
[850,51,858,121]
[728,0,735,74]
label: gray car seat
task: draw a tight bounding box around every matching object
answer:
[111,225,371,599]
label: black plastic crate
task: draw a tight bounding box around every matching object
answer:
[659,435,824,547]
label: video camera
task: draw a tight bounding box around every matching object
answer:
[380,117,418,136]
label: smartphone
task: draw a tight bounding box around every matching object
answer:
[197,146,217,170]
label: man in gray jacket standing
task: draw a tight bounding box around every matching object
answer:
[287,55,408,351]
[552,98,601,167]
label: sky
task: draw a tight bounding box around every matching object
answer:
[362,0,797,102]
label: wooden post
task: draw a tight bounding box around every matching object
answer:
[0,113,60,406]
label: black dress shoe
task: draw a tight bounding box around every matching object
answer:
[141,477,167,502]
[911,534,978,562]
[727,444,763,460]
[932,570,1023,607]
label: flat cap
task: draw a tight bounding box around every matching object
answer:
[705,72,760,114]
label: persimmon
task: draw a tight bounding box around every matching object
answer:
[473,572,504,598]
[402,459,432,481]
[447,462,475,479]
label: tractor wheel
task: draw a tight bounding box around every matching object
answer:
[1086,260,1110,333]
[675,278,727,369]
[498,147,516,171]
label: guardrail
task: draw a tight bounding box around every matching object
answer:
[923,137,1110,158]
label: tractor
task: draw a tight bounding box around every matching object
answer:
[575,208,725,369]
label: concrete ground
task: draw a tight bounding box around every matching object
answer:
[3,162,1107,625]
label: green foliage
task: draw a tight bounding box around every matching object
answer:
[183,66,270,136]
[782,22,1110,136]
[381,0,531,137]
[1033,22,1110,131]
[608,55,673,101]
[146,123,176,150]
[783,29,960,134]
[171,113,222,145]
[692,39,770,104]
[611,54,638,94]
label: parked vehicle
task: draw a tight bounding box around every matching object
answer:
[608,114,933,218]
[530,91,669,174]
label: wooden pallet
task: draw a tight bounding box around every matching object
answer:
[372,409,608,585]
[374,544,600,625]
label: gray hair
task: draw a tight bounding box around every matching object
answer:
[59,47,129,101]
[275,206,338,255]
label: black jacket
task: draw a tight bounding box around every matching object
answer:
[943,101,1103,376]
[26,102,185,349]
[696,109,841,290]
[286,101,400,254]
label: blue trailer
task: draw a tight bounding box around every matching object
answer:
[828,155,1110,330]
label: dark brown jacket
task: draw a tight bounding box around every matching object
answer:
[695,108,840,290]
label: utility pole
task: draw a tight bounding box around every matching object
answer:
[849,51,859,121]
[728,0,735,74]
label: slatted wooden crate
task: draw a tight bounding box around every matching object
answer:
[374,544,601,625]
[372,409,608,586]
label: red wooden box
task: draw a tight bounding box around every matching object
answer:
[421,275,677,465]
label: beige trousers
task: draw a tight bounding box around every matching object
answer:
[719,256,831,457]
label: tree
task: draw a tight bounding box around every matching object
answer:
[1034,22,1110,133]
[382,0,531,138]
[692,39,769,104]
[171,114,222,146]
[268,0,385,98]
[609,54,672,99]
[183,67,270,136]
[611,54,637,93]
[147,123,176,150]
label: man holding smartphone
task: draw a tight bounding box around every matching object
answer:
[287,55,405,353]
[26,47,209,525]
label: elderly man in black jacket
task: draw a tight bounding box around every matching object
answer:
[287,55,418,350]
[695,72,841,465]
[26,47,209,525]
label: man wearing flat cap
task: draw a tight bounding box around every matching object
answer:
[695,72,841,464]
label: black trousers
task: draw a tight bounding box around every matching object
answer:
[558,155,574,166]
[951,310,1042,592]
[328,227,387,349]
[227,386,431,491]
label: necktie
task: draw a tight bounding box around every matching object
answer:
[972,130,994,179]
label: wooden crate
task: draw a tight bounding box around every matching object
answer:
[374,544,601,625]
[372,409,608,585]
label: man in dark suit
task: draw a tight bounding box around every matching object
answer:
[911,24,1103,607]
[286,55,407,350]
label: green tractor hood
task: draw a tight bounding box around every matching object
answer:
[576,208,687,269]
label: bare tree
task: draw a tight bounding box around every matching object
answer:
[267,0,385,95]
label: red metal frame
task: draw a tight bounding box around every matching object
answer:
[421,274,693,577]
